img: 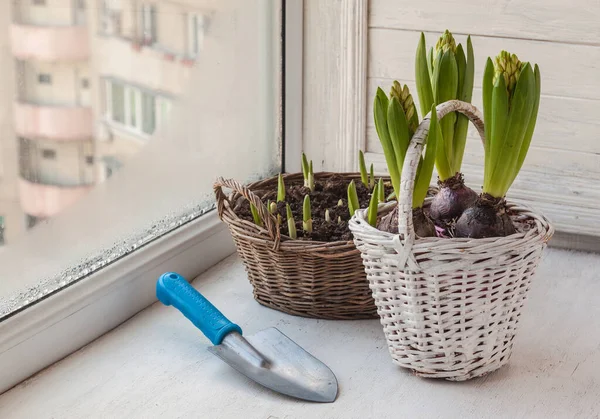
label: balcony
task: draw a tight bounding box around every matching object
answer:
[18,178,93,218]
[10,24,90,61]
[14,102,93,141]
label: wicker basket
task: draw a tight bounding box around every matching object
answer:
[349,100,554,380]
[214,173,380,320]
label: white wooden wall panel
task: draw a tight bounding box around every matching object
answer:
[370,0,600,45]
[365,2,600,236]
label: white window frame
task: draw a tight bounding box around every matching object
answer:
[104,79,160,138]
[0,0,285,394]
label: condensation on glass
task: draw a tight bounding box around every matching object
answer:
[0,0,281,318]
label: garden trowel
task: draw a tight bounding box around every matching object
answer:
[156,272,338,403]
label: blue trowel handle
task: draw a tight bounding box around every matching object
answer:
[156,272,242,345]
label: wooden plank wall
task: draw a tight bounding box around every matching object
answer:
[366,0,600,236]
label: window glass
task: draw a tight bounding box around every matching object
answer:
[0,0,281,318]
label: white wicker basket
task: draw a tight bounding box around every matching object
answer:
[349,100,554,381]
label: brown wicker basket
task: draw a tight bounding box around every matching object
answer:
[214,173,381,320]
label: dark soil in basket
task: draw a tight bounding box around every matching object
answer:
[234,174,394,242]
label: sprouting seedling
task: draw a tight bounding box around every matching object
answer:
[325,209,331,223]
[308,160,315,192]
[347,180,360,218]
[378,178,385,202]
[337,215,342,224]
[337,199,343,207]
[269,200,277,214]
[369,163,375,189]
[301,152,309,185]
[359,150,369,187]
[367,182,380,227]
[302,195,313,233]
[277,173,285,202]
[250,202,263,227]
[286,203,297,239]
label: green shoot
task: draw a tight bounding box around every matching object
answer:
[367,182,379,227]
[369,163,375,189]
[301,153,309,184]
[483,51,540,198]
[308,160,315,191]
[358,150,369,187]
[413,103,439,207]
[337,199,343,207]
[302,195,312,232]
[269,201,277,214]
[415,30,474,181]
[325,209,331,223]
[378,178,385,202]
[277,173,285,202]
[250,203,263,227]
[347,180,360,217]
[337,215,342,224]
[286,203,297,239]
[372,82,437,209]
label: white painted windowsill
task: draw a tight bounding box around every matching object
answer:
[1,249,600,418]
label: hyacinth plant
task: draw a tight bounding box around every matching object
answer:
[373,81,439,237]
[415,30,477,224]
[455,51,541,238]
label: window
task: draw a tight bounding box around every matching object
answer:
[187,13,206,58]
[41,149,56,159]
[100,0,122,36]
[140,3,157,44]
[38,74,52,84]
[105,79,161,136]
[109,81,125,123]
[141,92,155,134]
[0,0,281,393]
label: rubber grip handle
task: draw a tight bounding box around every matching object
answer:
[156,272,242,345]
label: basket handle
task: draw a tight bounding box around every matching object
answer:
[398,100,486,239]
[214,177,281,244]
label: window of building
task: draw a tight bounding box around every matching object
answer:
[38,74,52,84]
[187,13,206,58]
[105,79,160,137]
[141,3,157,44]
[41,149,56,159]
[100,0,122,36]
[109,82,126,124]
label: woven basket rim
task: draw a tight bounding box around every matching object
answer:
[217,172,385,253]
[350,198,554,246]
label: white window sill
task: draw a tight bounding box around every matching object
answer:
[1,249,599,417]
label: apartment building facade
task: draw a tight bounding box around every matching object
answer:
[0,0,208,245]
